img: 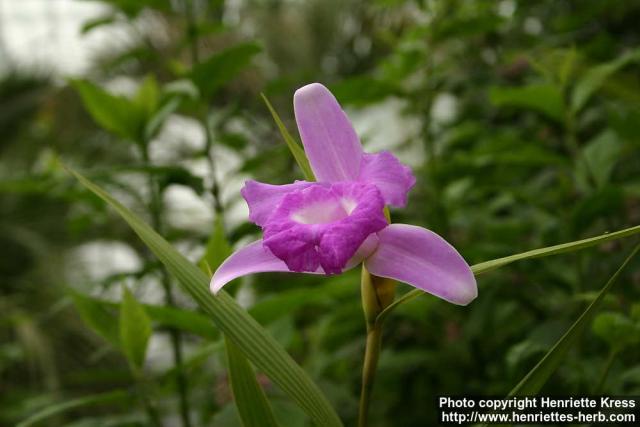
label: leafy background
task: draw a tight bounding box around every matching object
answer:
[1,0,640,426]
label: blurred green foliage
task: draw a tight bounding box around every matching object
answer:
[2,0,640,426]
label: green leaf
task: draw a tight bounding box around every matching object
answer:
[592,312,640,351]
[80,15,117,34]
[119,286,152,371]
[489,83,564,122]
[571,187,624,234]
[261,94,315,181]
[144,303,217,340]
[71,79,143,141]
[508,243,640,396]
[95,0,170,17]
[67,168,342,427]
[225,336,280,427]
[200,216,232,273]
[134,75,160,120]
[190,43,261,98]
[144,96,181,141]
[471,225,640,275]
[577,130,623,189]
[571,48,640,113]
[70,289,120,347]
[16,390,130,427]
[376,224,640,324]
[72,292,219,340]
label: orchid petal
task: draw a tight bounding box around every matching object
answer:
[345,234,379,269]
[293,83,363,182]
[211,235,377,293]
[365,224,477,305]
[210,240,291,293]
[241,180,313,227]
[359,151,416,207]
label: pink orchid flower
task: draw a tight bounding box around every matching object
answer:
[210,83,477,305]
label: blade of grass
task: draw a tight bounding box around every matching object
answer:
[471,225,640,275]
[508,243,640,396]
[68,168,342,427]
[226,336,280,427]
[375,224,640,325]
[261,94,315,181]
[474,244,640,427]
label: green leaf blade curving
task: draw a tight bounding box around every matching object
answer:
[120,286,152,372]
[376,224,640,324]
[508,243,640,396]
[226,336,280,427]
[67,167,343,427]
[261,94,315,181]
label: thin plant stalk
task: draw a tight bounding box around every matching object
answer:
[358,325,382,427]
[204,113,225,216]
[140,141,192,427]
[138,377,164,427]
[594,349,618,394]
[358,268,395,427]
[183,0,224,216]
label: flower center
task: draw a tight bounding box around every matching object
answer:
[291,198,357,224]
[261,182,388,274]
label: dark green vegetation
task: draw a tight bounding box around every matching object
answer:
[2,1,640,426]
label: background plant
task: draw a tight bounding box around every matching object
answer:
[1,1,640,426]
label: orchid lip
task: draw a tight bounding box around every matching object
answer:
[261,182,387,274]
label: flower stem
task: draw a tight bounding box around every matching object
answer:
[140,142,192,427]
[358,324,382,427]
[359,267,395,427]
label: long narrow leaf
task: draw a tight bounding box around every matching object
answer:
[226,336,280,427]
[17,390,130,427]
[119,287,152,372]
[68,168,342,427]
[508,243,640,396]
[376,224,640,324]
[261,94,315,181]
[471,224,640,275]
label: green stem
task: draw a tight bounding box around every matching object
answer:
[358,268,394,427]
[140,142,192,427]
[185,0,199,64]
[594,349,617,394]
[204,113,224,216]
[358,325,382,427]
[183,0,225,217]
[139,381,163,427]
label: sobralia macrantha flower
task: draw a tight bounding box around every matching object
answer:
[210,83,477,305]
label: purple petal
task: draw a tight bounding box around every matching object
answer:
[294,83,364,182]
[210,240,292,293]
[241,180,313,227]
[210,235,377,294]
[263,182,387,274]
[359,151,416,207]
[345,234,379,269]
[365,224,477,305]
